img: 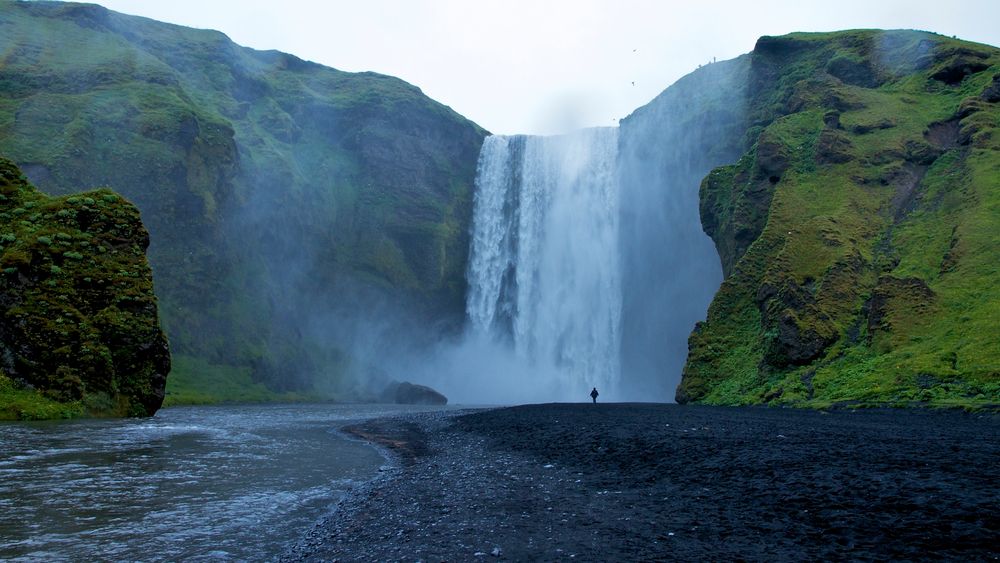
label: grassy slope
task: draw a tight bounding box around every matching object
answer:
[0,158,169,419]
[0,2,487,401]
[680,30,1000,408]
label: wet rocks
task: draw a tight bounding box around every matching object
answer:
[380,381,448,405]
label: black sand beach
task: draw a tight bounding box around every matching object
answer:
[287,404,999,561]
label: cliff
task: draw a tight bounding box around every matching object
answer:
[0,158,169,418]
[0,2,487,399]
[678,30,1000,408]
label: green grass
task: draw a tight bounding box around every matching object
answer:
[680,29,1000,408]
[0,2,487,399]
[163,355,323,406]
[0,370,84,420]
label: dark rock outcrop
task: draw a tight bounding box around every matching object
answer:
[381,381,448,405]
[982,74,1000,102]
[0,158,169,417]
[930,48,991,85]
[826,54,879,88]
[815,128,854,164]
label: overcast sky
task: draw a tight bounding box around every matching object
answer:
[95,0,1000,135]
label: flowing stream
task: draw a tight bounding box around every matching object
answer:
[0,403,445,561]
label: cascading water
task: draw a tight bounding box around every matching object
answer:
[453,58,745,404]
[467,129,622,399]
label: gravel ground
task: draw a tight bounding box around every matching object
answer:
[285,404,1000,561]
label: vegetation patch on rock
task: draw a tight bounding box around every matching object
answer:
[0,158,169,418]
[680,30,1000,409]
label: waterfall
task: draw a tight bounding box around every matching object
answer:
[459,60,744,404]
[467,129,622,398]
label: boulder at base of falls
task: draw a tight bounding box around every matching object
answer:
[381,381,448,405]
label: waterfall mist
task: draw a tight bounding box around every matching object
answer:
[203,55,751,406]
[421,58,750,404]
[616,58,749,399]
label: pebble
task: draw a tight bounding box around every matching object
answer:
[284,404,1000,562]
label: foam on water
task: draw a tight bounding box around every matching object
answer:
[0,403,446,561]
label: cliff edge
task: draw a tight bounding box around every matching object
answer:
[679,30,1000,408]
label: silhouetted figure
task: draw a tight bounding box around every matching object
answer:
[590,387,599,404]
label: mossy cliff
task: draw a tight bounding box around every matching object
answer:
[677,31,1000,408]
[0,2,486,399]
[0,158,169,419]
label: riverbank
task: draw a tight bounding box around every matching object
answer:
[288,403,999,561]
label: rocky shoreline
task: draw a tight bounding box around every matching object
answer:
[286,404,999,561]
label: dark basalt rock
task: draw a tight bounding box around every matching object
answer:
[822,110,842,129]
[768,310,835,366]
[757,278,837,367]
[755,137,789,179]
[826,55,879,88]
[381,381,448,405]
[982,74,1000,103]
[815,129,854,164]
[924,119,961,149]
[754,35,812,56]
[850,118,896,135]
[930,49,991,85]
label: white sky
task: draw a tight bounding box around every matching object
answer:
[94,0,1000,135]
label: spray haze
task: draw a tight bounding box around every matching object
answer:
[617,57,749,399]
[0,2,759,405]
[423,57,750,404]
[218,39,750,406]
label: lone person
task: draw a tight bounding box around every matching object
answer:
[590,387,599,404]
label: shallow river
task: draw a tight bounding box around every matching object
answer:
[0,403,443,561]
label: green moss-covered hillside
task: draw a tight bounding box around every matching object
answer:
[679,31,1000,408]
[0,2,486,398]
[0,158,169,419]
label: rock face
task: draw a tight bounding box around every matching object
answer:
[381,381,448,405]
[0,158,169,417]
[679,31,1000,408]
[0,2,486,397]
